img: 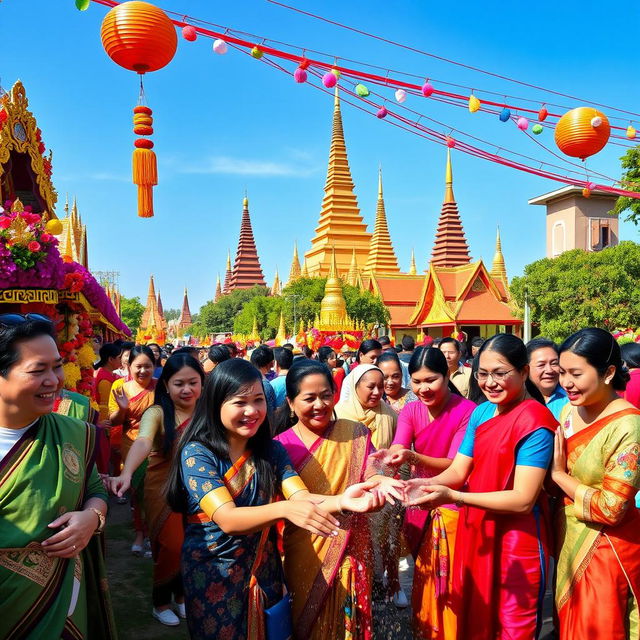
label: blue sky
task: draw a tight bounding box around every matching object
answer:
[1,0,638,312]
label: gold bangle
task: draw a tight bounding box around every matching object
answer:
[87,507,106,534]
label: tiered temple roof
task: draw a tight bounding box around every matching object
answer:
[304,89,371,277]
[178,287,193,329]
[430,149,472,268]
[228,196,266,290]
[222,250,232,295]
[365,169,400,274]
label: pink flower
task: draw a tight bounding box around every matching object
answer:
[28,241,41,252]
[0,217,11,229]
[40,233,53,243]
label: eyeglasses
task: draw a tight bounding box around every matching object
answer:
[0,313,53,327]
[474,368,515,383]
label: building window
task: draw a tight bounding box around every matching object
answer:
[589,219,613,251]
[552,221,565,257]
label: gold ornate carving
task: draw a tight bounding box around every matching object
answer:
[0,81,58,219]
[0,289,59,304]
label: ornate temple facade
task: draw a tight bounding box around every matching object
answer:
[138,275,167,344]
[57,197,88,268]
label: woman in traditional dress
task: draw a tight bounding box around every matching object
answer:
[406,333,558,640]
[551,328,640,639]
[166,358,384,640]
[275,360,403,639]
[109,344,157,555]
[378,347,475,638]
[110,352,203,626]
[377,351,417,413]
[318,346,346,402]
[93,342,122,423]
[0,314,115,639]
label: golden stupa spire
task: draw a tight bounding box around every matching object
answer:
[275,311,287,345]
[490,226,508,286]
[365,166,400,274]
[215,274,222,302]
[140,275,162,331]
[444,147,455,204]
[250,316,260,341]
[318,247,352,330]
[288,242,301,283]
[226,249,232,271]
[346,248,359,286]
[408,249,417,275]
[63,214,74,261]
[272,267,282,296]
[300,259,309,278]
[303,86,372,277]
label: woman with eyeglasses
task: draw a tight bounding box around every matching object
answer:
[552,328,640,640]
[405,333,557,640]
[0,314,116,638]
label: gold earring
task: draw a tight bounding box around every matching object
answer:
[290,410,295,419]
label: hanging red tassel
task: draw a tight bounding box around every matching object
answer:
[132,105,157,217]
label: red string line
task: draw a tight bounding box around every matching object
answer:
[91,0,637,137]
[266,0,640,120]
[89,0,640,198]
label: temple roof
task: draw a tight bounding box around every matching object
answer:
[141,275,164,330]
[430,149,472,268]
[304,88,372,277]
[410,262,521,327]
[178,287,193,328]
[367,273,425,328]
[228,196,266,290]
[365,168,401,274]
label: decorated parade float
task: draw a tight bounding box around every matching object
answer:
[0,81,130,404]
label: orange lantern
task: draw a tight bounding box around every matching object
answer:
[100,1,178,217]
[554,107,610,161]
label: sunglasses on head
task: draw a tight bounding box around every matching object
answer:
[0,313,54,327]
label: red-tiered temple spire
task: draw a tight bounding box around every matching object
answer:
[228,196,266,290]
[178,287,192,330]
[430,149,472,268]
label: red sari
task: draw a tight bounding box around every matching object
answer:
[454,399,557,640]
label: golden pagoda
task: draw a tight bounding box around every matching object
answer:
[138,275,166,344]
[317,248,357,331]
[214,274,222,302]
[178,287,193,330]
[222,250,232,295]
[304,88,371,277]
[56,196,89,268]
[300,259,309,278]
[275,311,287,345]
[490,227,508,290]
[271,268,282,296]
[288,242,301,284]
[364,168,400,275]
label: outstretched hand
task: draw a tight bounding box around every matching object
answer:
[284,501,340,538]
[367,449,395,475]
[340,481,385,513]
[403,478,452,508]
[372,475,405,505]
[112,387,129,411]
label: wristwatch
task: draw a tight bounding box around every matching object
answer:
[87,507,106,534]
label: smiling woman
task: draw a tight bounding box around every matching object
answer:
[0,313,115,639]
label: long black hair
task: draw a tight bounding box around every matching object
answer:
[560,328,629,391]
[274,359,335,434]
[477,333,545,404]
[166,358,276,513]
[408,346,461,396]
[621,342,640,370]
[154,353,204,456]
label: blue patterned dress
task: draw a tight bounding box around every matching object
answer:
[180,441,299,640]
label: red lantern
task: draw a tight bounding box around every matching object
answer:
[554,107,610,161]
[100,1,178,217]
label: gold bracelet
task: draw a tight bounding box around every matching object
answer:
[86,507,106,534]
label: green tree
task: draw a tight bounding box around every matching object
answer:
[611,145,640,225]
[510,241,640,341]
[192,286,270,335]
[120,296,145,334]
[163,308,180,322]
[234,295,285,339]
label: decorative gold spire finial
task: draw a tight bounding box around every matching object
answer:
[334,85,340,108]
[378,165,383,198]
[289,242,301,283]
[409,249,417,275]
[490,226,508,286]
[226,249,231,271]
[444,147,454,204]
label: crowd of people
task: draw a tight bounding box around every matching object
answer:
[0,313,639,640]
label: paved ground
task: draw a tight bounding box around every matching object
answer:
[105,497,555,639]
